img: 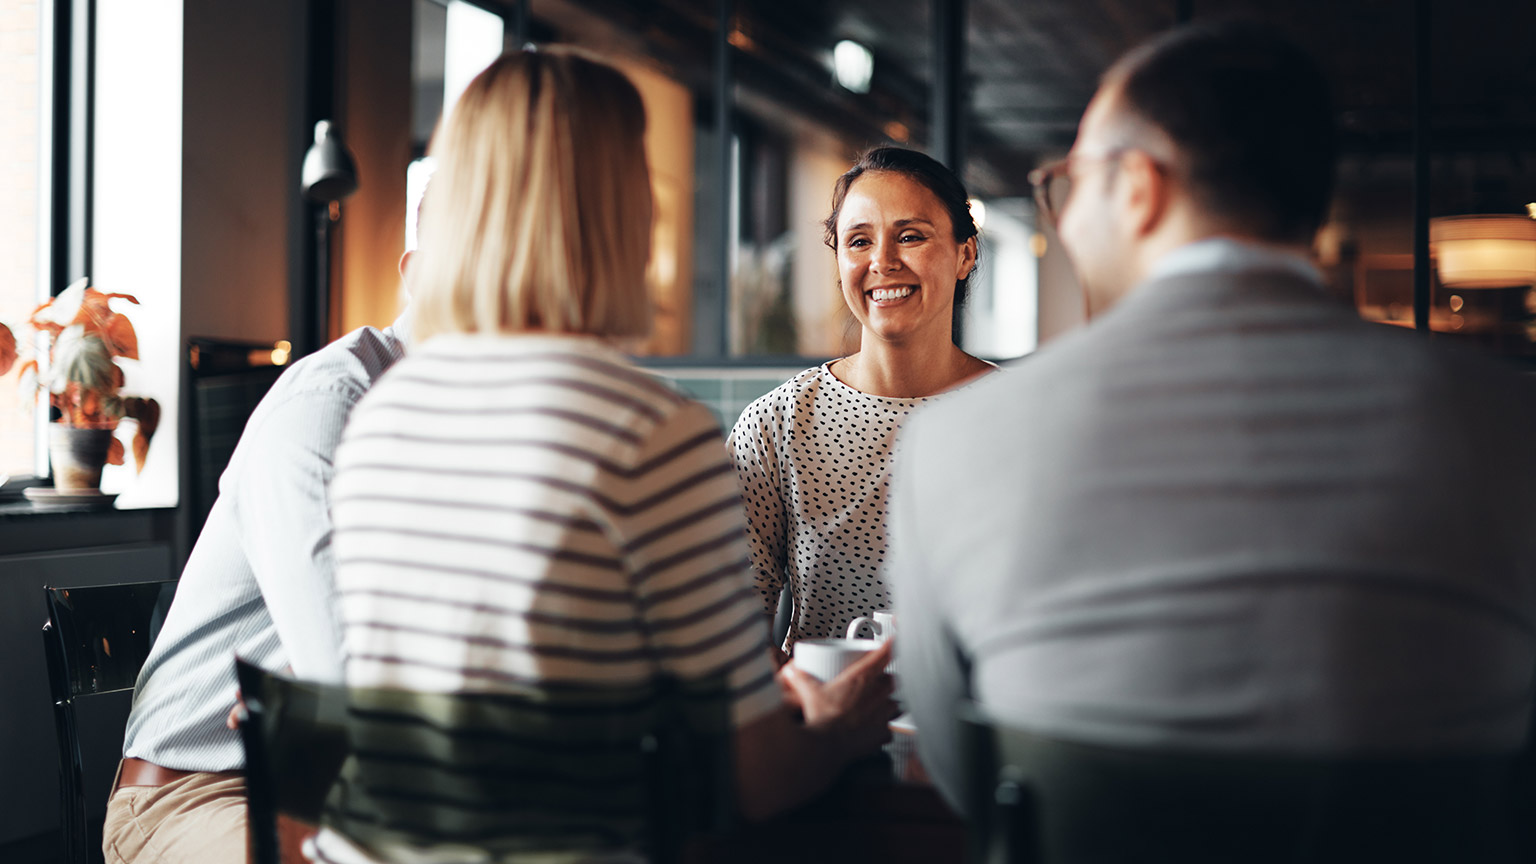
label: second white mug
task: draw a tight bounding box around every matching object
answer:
[846,609,895,642]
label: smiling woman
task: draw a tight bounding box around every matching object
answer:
[833,171,977,366]
[729,146,996,653]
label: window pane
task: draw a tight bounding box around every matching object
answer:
[0,0,44,478]
[961,198,1038,359]
[721,4,927,359]
[407,0,505,254]
[93,0,181,506]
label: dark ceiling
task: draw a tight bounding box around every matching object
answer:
[550,0,1536,198]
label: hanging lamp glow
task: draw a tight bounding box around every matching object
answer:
[1430,215,1536,288]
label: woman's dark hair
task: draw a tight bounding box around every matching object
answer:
[823,146,980,309]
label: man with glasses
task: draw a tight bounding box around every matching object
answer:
[890,20,1536,813]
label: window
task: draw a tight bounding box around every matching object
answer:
[406,0,507,249]
[0,0,48,479]
[402,2,1050,373]
[0,0,182,506]
[91,0,180,507]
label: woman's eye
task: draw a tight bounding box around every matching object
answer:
[900,233,924,243]
[846,237,870,249]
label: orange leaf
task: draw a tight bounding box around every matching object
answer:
[28,299,66,337]
[0,322,14,376]
[72,291,113,338]
[107,437,125,466]
[124,397,161,438]
[132,430,151,473]
[104,314,139,360]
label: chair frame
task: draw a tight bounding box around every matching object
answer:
[41,579,178,864]
[235,657,350,864]
[236,659,735,864]
[959,703,1519,864]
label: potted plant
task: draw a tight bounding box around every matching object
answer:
[0,278,160,491]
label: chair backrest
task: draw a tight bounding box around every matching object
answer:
[41,580,178,864]
[188,338,284,537]
[235,658,352,864]
[236,659,734,864]
[959,706,1518,864]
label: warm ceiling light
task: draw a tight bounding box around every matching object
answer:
[1528,203,1536,219]
[1430,215,1536,288]
[833,40,873,93]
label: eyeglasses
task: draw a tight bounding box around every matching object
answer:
[1028,149,1129,227]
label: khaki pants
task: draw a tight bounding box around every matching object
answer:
[102,765,247,864]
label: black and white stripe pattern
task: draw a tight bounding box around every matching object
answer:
[333,335,780,726]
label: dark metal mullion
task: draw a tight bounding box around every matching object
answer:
[713,0,733,358]
[930,0,965,172]
[931,0,966,345]
[1411,0,1432,333]
[62,0,94,289]
[47,0,71,294]
[293,0,336,360]
[512,0,530,44]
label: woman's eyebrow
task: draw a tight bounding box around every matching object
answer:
[842,217,935,234]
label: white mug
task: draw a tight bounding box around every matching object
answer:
[792,638,882,683]
[846,610,896,642]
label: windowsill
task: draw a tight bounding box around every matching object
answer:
[0,501,178,559]
[0,500,175,520]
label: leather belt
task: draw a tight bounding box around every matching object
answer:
[113,757,240,792]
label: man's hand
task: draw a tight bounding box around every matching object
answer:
[778,639,898,755]
[225,690,245,730]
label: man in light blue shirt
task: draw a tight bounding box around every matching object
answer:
[892,21,1536,812]
[103,283,410,863]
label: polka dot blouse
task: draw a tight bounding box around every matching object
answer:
[730,362,947,650]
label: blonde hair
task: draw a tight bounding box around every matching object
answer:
[408,47,652,342]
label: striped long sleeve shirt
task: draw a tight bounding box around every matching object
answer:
[331,334,781,727]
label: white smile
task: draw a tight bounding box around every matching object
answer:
[870,287,914,302]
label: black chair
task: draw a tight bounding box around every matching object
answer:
[772,583,793,648]
[236,658,735,864]
[959,705,1518,864]
[187,338,286,538]
[234,658,351,864]
[41,580,178,864]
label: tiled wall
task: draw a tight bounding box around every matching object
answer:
[651,367,812,432]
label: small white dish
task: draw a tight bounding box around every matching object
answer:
[23,487,119,509]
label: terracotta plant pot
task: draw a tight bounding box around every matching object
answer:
[49,425,115,492]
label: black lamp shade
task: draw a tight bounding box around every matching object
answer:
[301,120,359,203]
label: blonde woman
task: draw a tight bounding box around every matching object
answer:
[731,147,994,654]
[320,48,894,862]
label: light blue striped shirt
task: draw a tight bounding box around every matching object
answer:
[122,319,407,771]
